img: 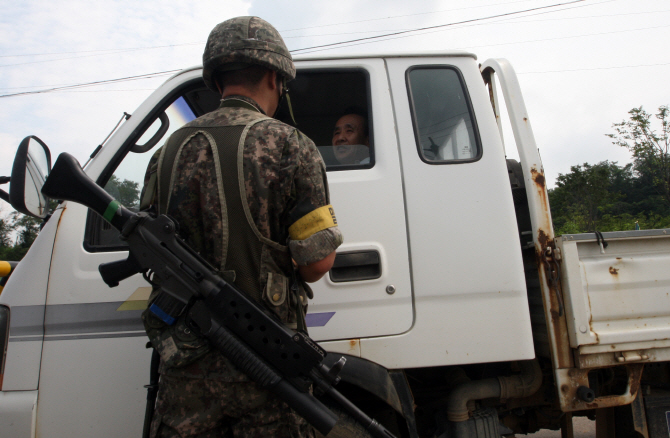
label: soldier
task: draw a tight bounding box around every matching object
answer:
[140,16,343,438]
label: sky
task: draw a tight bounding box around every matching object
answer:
[1,0,669,218]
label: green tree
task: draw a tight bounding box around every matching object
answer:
[0,211,42,261]
[0,217,13,248]
[549,161,623,233]
[11,212,41,248]
[0,205,16,260]
[607,105,670,208]
[0,199,58,261]
[104,175,140,210]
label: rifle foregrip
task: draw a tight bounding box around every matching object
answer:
[190,306,337,436]
[208,321,282,388]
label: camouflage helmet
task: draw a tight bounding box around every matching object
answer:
[202,16,296,92]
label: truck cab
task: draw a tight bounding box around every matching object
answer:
[1,51,668,438]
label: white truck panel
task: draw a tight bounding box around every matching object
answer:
[0,390,37,438]
[36,204,149,435]
[1,208,61,390]
[2,342,42,392]
[558,230,670,356]
[45,203,147,306]
[36,337,149,437]
[319,338,362,357]
[361,292,536,368]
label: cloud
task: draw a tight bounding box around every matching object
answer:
[1,0,254,214]
[1,0,669,205]
[0,0,253,162]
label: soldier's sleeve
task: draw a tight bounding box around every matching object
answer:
[287,131,343,266]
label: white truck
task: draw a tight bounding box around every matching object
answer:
[1,52,669,438]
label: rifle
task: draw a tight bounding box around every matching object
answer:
[41,153,396,438]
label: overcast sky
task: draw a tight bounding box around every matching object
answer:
[1,0,668,218]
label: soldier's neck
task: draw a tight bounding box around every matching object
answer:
[221,71,280,117]
[222,88,275,116]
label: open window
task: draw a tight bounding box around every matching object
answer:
[275,68,373,171]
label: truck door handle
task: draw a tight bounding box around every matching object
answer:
[329,250,381,282]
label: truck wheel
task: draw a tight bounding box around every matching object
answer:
[314,400,373,438]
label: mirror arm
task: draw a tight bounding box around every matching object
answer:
[0,189,8,203]
[82,112,131,169]
[40,212,52,229]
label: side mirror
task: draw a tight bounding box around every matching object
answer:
[6,136,52,218]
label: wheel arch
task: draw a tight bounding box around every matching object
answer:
[323,353,419,437]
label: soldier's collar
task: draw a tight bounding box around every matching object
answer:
[219,96,266,115]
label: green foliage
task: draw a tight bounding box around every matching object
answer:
[0,245,30,262]
[0,210,42,261]
[607,105,670,207]
[104,175,140,211]
[0,175,140,262]
[548,105,670,235]
[549,161,624,233]
[549,161,670,235]
[12,212,42,248]
[0,217,12,248]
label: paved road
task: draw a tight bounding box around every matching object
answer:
[524,417,595,437]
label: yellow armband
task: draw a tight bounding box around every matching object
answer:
[289,205,338,241]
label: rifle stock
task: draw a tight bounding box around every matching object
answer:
[42,153,397,438]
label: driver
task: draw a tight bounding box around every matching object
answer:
[331,107,370,165]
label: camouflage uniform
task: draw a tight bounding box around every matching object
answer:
[142,91,342,437]
[140,17,342,436]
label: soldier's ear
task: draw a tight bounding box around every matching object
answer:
[267,70,279,92]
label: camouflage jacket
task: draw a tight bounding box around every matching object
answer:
[141,95,342,380]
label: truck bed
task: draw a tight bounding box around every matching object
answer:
[556,229,670,368]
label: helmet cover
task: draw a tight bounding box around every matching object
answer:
[202,16,295,91]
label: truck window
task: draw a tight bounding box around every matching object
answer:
[108,97,196,211]
[275,68,373,171]
[407,67,481,163]
[85,95,199,251]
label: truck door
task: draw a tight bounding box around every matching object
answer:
[35,68,208,437]
[287,60,413,345]
[374,56,535,367]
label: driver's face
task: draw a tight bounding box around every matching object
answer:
[332,114,369,164]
